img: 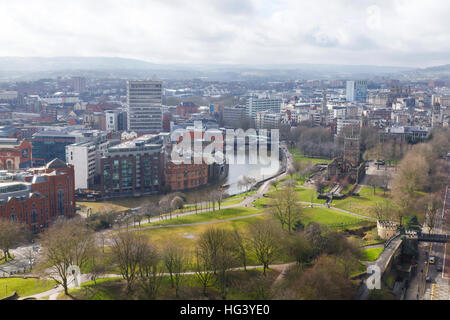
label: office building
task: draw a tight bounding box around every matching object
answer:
[101,134,164,198]
[127,80,163,133]
[346,81,368,103]
[245,96,282,120]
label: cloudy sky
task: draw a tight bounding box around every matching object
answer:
[0,0,449,67]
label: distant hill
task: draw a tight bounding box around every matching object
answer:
[398,64,450,80]
[0,56,159,72]
[0,56,448,81]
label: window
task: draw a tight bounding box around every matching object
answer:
[57,190,65,216]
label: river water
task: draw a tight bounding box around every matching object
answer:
[224,152,281,196]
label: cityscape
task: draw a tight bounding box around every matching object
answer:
[0,0,449,311]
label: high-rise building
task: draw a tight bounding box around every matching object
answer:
[346,80,368,103]
[245,96,282,120]
[127,80,163,133]
[72,76,87,93]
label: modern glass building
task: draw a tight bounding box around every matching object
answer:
[346,80,368,103]
[32,132,77,165]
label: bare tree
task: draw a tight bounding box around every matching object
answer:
[0,218,24,262]
[171,196,185,213]
[424,193,442,234]
[138,242,162,300]
[238,176,256,193]
[268,186,302,233]
[111,230,147,294]
[159,196,171,219]
[194,248,214,296]
[231,229,248,271]
[38,218,95,295]
[163,244,187,298]
[249,221,281,275]
[197,227,231,274]
[372,200,395,221]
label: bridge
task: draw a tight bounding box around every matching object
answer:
[403,230,450,243]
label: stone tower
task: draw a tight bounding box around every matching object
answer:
[344,135,361,167]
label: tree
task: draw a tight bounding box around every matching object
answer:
[372,199,395,221]
[268,186,302,233]
[291,255,357,300]
[249,221,281,275]
[163,244,187,298]
[171,196,185,212]
[238,176,256,193]
[89,249,108,285]
[403,215,421,232]
[391,151,430,224]
[0,218,24,262]
[366,175,383,195]
[197,227,232,274]
[194,248,214,296]
[314,176,327,194]
[230,229,248,271]
[111,230,147,294]
[138,242,162,300]
[424,193,442,234]
[38,218,95,295]
[159,196,171,218]
[288,233,314,266]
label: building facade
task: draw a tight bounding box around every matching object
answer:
[246,96,282,120]
[346,80,368,103]
[165,160,208,192]
[100,135,164,198]
[127,80,163,133]
[0,159,75,234]
[0,139,32,170]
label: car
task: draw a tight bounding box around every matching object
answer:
[426,276,432,282]
[429,257,435,264]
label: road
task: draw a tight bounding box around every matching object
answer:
[405,184,450,300]
[0,245,39,277]
[423,184,450,300]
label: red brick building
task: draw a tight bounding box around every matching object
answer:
[0,139,32,169]
[176,102,199,117]
[0,159,75,233]
[165,159,208,192]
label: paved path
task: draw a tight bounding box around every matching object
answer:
[22,262,297,300]
[127,213,266,232]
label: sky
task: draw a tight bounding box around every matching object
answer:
[0,0,449,68]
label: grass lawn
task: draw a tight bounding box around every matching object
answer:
[295,187,328,204]
[301,207,369,230]
[332,186,390,217]
[289,149,333,165]
[137,214,267,257]
[265,187,327,205]
[0,278,56,299]
[60,270,279,300]
[361,247,384,262]
[139,207,263,228]
[77,201,130,214]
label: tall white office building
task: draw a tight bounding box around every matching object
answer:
[127,80,163,133]
[346,80,368,103]
[246,96,282,120]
